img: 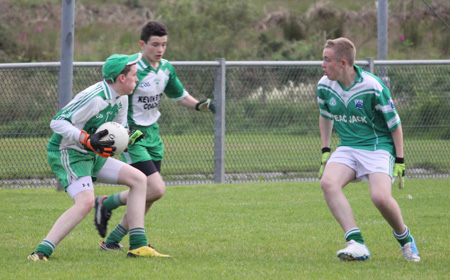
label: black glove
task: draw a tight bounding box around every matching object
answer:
[195,99,215,113]
[79,129,116,157]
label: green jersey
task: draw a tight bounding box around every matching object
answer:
[128,58,188,127]
[317,65,401,155]
[47,80,128,153]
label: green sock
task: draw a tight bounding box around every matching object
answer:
[345,228,365,245]
[129,227,148,250]
[36,239,55,257]
[394,225,412,246]
[105,224,128,244]
[102,193,124,211]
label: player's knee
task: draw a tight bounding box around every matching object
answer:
[137,172,147,186]
[154,184,166,200]
[146,181,166,202]
[370,193,389,209]
[75,196,95,216]
[128,171,147,190]
[320,177,334,193]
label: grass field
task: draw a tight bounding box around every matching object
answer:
[1,178,449,279]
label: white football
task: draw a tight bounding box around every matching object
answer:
[95,122,129,154]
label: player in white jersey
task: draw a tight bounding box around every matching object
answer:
[317,38,420,262]
[94,21,215,253]
[28,53,170,261]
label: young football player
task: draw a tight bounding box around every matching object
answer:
[317,37,420,262]
[29,52,169,261]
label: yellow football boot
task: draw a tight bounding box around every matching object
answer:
[127,245,171,258]
[28,252,48,261]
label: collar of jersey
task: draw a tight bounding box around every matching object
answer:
[101,80,120,100]
[137,56,164,72]
[337,65,364,91]
[354,65,364,83]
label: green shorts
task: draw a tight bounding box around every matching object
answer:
[47,149,108,190]
[121,123,164,164]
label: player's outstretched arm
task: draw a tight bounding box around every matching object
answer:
[177,95,215,113]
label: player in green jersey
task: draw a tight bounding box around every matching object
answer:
[94,21,215,254]
[28,53,170,261]
[317,38,420,262]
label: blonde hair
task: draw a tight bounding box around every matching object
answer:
[324,38,356,66]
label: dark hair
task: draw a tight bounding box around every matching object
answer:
[140,21,168,43]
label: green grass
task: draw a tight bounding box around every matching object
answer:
[1,178,449,279]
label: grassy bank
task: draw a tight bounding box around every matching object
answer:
[1,0,449,62]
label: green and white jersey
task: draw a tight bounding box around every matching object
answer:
[317,65,401,155]
[128,58,188,127]
[47,80,128,153]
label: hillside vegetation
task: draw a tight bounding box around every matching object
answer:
[0,0,449,62]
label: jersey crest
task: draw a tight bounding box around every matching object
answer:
[354,99,363,110]
[329,97,337,106]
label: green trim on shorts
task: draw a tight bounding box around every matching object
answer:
[121,123,164,165]
[388,153,395,178]
[47,149,108,190]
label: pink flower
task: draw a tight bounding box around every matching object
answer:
[36,27,42,33]
[399,35,405,42]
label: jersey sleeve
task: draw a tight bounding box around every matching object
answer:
[52,95,104,142]
[164,64,188,100]
[49,119,82,143]
[375,85,401,131]
[317,79,334,120]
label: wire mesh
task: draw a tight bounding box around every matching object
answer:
[0,60,449,188]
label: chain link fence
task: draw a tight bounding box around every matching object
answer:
[1,60,449,188]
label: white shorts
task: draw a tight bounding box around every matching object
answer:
[96,157,126,184]
[328,146,395,183]
[66,176,94,199]
[66,157,126,199]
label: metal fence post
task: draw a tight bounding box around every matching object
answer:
[363,57,374,74]
[55,0,75,191]
[58,0,75,110]
[378,0,390,87]
[378,0,388,61]
[213,58,226,183]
